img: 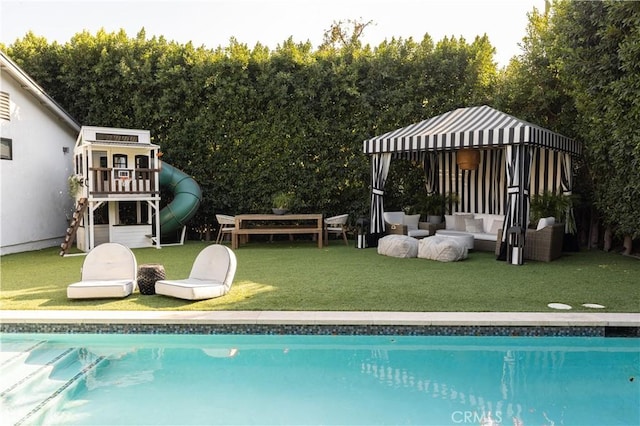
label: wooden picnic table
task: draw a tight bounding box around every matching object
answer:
[231,214,323,249]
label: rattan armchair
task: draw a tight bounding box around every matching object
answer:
[496,223,564,262]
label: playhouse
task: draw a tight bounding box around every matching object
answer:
[62,126,201,254]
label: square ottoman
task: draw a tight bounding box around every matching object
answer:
[418,236,468,262]
[377,235,419,258]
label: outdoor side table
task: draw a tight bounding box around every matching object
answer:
[137,264,166,295]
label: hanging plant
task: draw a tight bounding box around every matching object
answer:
[67,174,84,198]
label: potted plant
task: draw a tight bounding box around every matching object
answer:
[416,192,459,224]
[530,191,576,233]
[271,191,294,215]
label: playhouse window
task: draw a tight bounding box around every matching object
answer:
[113,154,127,169]
[94,203,108,224]
[75,154,83,175]
[1,138,12,160]
[135,155,149,168]
[135,155,149,179]
[118,201,149,225]
[100,156,108,180]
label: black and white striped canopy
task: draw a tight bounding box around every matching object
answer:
[363,105,581,156]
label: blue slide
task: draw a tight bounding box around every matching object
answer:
[158,162,202,237]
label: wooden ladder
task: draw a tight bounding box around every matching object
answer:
[59,198,88,256]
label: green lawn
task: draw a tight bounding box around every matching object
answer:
[1,240,638,312]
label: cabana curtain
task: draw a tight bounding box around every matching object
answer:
[370,153,391,234]
[500,145,533,263]
[560,152,576,234]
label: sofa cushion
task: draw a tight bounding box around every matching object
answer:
[473,232,497,241]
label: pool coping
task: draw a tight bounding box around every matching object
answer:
[1,310,638,327]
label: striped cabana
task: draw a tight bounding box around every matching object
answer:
[363,105,581,264]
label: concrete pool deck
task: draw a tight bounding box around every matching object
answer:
[1,310,638,327]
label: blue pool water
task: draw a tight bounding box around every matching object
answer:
[1,333,638,425]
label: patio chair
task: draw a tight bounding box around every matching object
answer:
[67,243,137,299]
[523,223,565,262]
[324,214,349,245]
[155,244,237,300]
[215,214,236,244]
[495,223,564,262]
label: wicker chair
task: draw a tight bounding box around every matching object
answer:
[496,223,564,262]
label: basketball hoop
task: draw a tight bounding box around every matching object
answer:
[119,176,131,189]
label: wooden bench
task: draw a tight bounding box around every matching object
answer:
[232,214,323,249]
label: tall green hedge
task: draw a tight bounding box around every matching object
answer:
[6,29,497,231]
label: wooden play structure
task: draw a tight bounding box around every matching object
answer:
[60,126,201,255]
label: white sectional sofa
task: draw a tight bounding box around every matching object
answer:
[442,212,505,251]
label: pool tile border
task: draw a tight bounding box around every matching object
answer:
[1,310,638,337]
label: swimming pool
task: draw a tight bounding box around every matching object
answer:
[1,333,638,425]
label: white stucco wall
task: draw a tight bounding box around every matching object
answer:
[0,74,78,255]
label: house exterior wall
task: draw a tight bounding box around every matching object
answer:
[0,73,78,255]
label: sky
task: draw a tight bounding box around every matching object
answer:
[1,0,543,67]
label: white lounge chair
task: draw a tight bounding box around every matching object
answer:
[155,244,237,300]
[67,243,137,299]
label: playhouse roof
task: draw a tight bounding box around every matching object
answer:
[76,126,160,149]
[363,105,581,156]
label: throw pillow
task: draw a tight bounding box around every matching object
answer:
[444,215,456,230]
[454,213,473,231]
[489,218,504,234]
[404,214,420,231]
[465,218,484,233]
[536,216,556,231]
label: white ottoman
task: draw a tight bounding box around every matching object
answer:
[418,236,468,262]
[435,229,475,250]
[377,235,419,258]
